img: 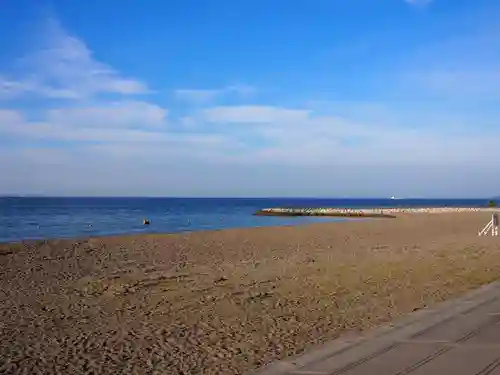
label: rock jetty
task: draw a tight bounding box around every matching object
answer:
[254,207,500,218]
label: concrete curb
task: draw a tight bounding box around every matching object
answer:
[251,281,500,375]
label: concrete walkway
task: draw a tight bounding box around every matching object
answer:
[254,281,500,375]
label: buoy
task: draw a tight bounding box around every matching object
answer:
[143,219,150,225]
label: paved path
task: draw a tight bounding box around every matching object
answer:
[254,281,500,375]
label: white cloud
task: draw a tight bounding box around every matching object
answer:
[0,103,236,148]
[0,17,149,100]
[174,89,220,103]
[3,100,500,171]
[179,116,197,128]
[226,84,256,96]
[198,104,500,167]
[0,17,173,154]
[5,12,500,197]
[203,105,310,123]
[47,101,168,128]
[0,121,157,143]
[3,100,500,197]
[0,13,498,197]
[403,68,500,99]
[0,120,211,144]
[174,84,255,104]
[0,77,35,99]
[0,109,24,124]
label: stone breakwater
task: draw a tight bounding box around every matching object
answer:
[254,207,500,218]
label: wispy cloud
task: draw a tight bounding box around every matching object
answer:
[3,98,500,167]
[47,101,168,129]
[200,104,500,167]
[395,27,500,99]
[0,109,24,124]
[404,68,500,98]
[3,96,500,197]
[174,89,220,103]
[174,84,255,104]
[404,0,433,6]
[3,8,500,197]
[203,105,309,124]
[0,17,150,100]
[0,101,170,142]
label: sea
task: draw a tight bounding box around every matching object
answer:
[0,197,493,243]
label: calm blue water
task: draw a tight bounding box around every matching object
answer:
[0,197,492,243]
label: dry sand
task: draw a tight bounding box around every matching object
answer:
[2,212,500,374]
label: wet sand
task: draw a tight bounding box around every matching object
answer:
[2,212,500,374]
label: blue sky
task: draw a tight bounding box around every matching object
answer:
[1,0,500,197]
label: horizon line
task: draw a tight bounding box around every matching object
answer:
[0,195,495,200]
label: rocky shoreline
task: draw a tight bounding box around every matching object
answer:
[255,207,500,217]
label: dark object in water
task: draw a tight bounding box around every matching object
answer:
[143,219,150,225]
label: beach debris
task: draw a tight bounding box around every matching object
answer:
[247,291,274,303]
[143,219,150,225]
[214,276,228,283]
[0,249,13,256]
[305,256,316,263]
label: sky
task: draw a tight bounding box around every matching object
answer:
[1,0,500,198]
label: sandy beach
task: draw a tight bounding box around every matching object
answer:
[2,211,500,374]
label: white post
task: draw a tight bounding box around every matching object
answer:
[479,213,499,236]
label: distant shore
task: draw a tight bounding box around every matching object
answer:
[255,206,500,217]
[2,211,500,374]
